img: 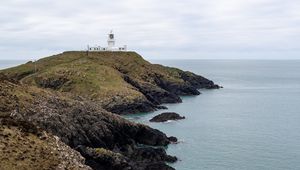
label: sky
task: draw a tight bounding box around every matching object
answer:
[1,0,300,60]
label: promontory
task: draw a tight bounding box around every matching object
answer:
[0,51,220,170]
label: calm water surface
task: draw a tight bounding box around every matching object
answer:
[124,60,300,170]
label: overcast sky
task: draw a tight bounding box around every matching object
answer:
[1,0,300,60]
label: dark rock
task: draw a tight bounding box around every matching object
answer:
[150,112,185,122]
[123,76,182,105]
[179,71,221,89]
[145,163,175,170]
[36,76,70,90]
[77,145,132,170]
[205,84,223,89]
[156,105,168,110]
[14,93,175,169]
[135,126,170,146]
[154,76,200,96]
[168,136,178,143]
[130,147,177,163]
[104,99,156,115]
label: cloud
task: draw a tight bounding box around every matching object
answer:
[0,0,300,60]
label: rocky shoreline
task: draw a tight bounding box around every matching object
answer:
[0,51,220,170]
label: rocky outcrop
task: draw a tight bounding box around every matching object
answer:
[153,76,200,96]
[103,97,157,115]
[179,71,222,89]
[77,146,131,170]
[129,147,177,170]
[77,146,177,170]
[150,112,186,122]
[0,77,176,170]
[123,75,182,105]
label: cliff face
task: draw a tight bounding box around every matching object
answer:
[0,74,176,169]
[0,51,220,170]
[2,51,220,114]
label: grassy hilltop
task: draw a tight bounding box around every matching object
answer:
[2,51,219,114]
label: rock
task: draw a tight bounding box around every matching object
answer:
[129,147,177,169]
[103,98,156,115]
[150,112,186,122]
[76,145,132,170]
[145,163,175,170]
[130,147,177,162]
[0,78,177,170]
[179,71,220,89]
[153,76,200,96]
[123,75,182,105]
[156,105,168,110]
[206,84,223,89]
[168,136,178,143]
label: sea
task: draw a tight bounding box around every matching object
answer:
[0,60,28,70]
[1,60,300,170]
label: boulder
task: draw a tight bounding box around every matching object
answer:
[150,112,185,122]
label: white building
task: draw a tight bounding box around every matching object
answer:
[88,30,127,51]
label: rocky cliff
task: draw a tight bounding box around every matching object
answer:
[0,51,220,170]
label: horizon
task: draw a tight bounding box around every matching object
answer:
[2,54,300,62]
[1,0,300,60]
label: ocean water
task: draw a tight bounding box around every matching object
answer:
[124,60,300,170]
[0,60,28,70]
[2,60,300,170]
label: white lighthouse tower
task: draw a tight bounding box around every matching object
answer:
[107,30,115,50]
[87,30,127,52]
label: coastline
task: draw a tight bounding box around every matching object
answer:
[0,52,220,170]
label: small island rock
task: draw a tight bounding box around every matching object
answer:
[150,112,185,122]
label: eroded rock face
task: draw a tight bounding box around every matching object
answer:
[150,112,186,122]
[129,147,177,170]
[30,101,176,169]
[123,75,182,105]
[77,146,132,170]
[103,97,157,115]
[153,76,200,96]
[0,78,176,170]
[179,71,222,89]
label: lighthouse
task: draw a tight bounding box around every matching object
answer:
[107,30,115,50]
[87,30,127,52]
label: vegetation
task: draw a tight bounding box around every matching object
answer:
[1,51,190,108]
[0,118,89,170]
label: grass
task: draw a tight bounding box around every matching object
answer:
[1,51,188,105]
[0,124,61,169]
[94,148,122,158]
